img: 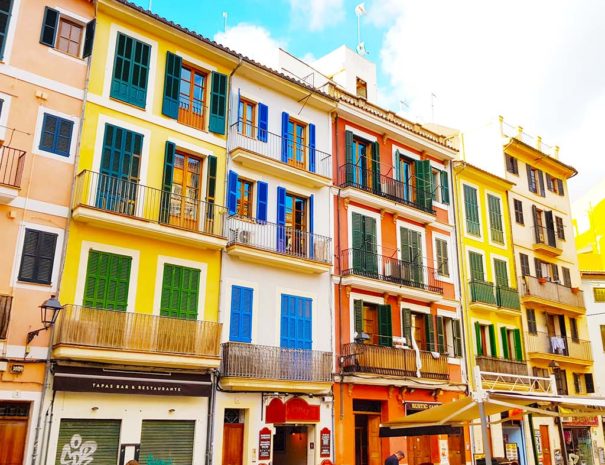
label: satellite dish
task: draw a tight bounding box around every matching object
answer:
[356,42,367,56]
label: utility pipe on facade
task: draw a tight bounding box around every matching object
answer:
[474,366,493,465]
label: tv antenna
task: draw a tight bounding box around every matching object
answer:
[222,12,228,33]
[355,3,367,56]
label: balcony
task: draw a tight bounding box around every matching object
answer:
[0,146,26,203]
[337,164,436,224]
[341,343,449,381]
[340,248,443,302]
[476,356,528,382]
[533,226,562,256]
[72,170,227,250]
[220,342,333,393]
[525,331,592,366]
[225,215,332,273]
[228,122,331,188]
[469,280,520,313]
[0,294,12,339]
[522,275,585,315]
[53,305,222,369]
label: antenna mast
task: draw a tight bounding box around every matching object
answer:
[355,3,367,56]
[222,12,228,33]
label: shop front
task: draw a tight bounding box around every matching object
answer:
[563,417,600,465]
[44,365,213,465]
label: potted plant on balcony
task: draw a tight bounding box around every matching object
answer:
[571,286,580,294]
[538,277,547,284]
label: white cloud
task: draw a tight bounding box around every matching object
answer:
[290,0,345,31]
[214,23,284,70]
[376,0,605,199]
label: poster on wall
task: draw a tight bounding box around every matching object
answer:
[598,447,605,464]
[439,438,449,465]
[259,427,272,460]
[320,428,331,458]
[535,430,544,465]
[505,443,519,461]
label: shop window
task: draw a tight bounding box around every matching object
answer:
[594,288,605,302]
[55,419,121,465]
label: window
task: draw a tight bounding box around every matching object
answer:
[160,264,200,320]
[505,155,518,175]
[287,118,307,169]
[18,229,58,285]
[356,77,367,99]
[178,64,207,130]
[463,184,480,236]
[400,227,424,284]
[355,300,392,347]
[487,194,504,244]
[493,259,509,287]
[56,18,83,57]
[0,0,13,60]
[442,317,463,357]
[519,253,531,276]
[586,373,595,394]
[527,166,538,193]
[555,216,565,240]
[570,317,579,342]
[229,285,253,343]
[546,174,564,196]
[555,368,568,395]
[169,152,202,228]
[514,199,524,224]
[527,309,537,334]
[562,267,572,287]
[238,98,256,137]
[82,250,131,310]
[469,251,485,282]
[500,327,523,361]
[351,212,378,274]
[39,8,95,59]
[280,294,312,349]
[110,33,151,108]
[601,325,605,351]
[573,373,582,394]
[474,322,496,357]
[594,288,605,302]
[236,178,254,218]
[432,169,441,202]
[39,113,74,157]
[435,238,449,278]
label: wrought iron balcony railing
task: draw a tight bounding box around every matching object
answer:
[0,146,26,188]
[469,280,520,310]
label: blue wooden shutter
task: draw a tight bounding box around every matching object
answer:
[40,7,59,47]
[280,295,312,350]
[162,51,182,119]
[229,285,253,343]
[0,0,14,60]
[309,123,316,172]
[227,170,238,215]
[258,103,269,142]
[280,112,289,162]
[276,186,286,252]
[256,181,268,222]
[209,71,227,134]
[82,19,96,58]
[309,194,314,259]
[159,141,176,223]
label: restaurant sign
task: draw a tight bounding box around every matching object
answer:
[404,401,441,415]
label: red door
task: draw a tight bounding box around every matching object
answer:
[222,424,244,465]
[540,425,552,465]
[0,418,28,465]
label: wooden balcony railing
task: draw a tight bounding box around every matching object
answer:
[341,248,443,294]
[470,281,520,310]
[522,275,584,309]
[341,343,449,380]
[0,294,12,339]
[54,305,221,357]
[0,146,26,188]
[476,355,528,379]
[228,122,332,178]
[73,170,227,238]
[525,331,592,361]
[221,342,333,382]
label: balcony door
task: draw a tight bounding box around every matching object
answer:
[170,151,201,230]
[97,124,143,215]
[396,153,416,202]
[287,118,306,169]
[285,192,307,256]
[400,227,423,285]
[352,213,377,275]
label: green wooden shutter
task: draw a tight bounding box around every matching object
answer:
[440,170,450,204]
[140,420,195,465]
[475,322,483,356]
[110,34,150,108]
[415,159,432,211]
[371,141,381,194]
[160,141,176,223]
[426,315,435,352]
[354,300,363,335]
[464,184,480,235]
[209,71,227,134]
[488,194,504,243]
[83,250,131,310]
[513,328,523,361]
[500,326,510,359]
[453,320,462,357]
[494,259,509,287]
[377,304,392,347]
[488,324,497,356]
[469,251,485,281]
[351,212,364,271]
[206,155,217,203]
[160,264,200,319]
[162,51,182,119]
[55,419,121,465]
[363,215,378,274]
[402,308,412,345]
[345,130,354,184]
[436,316,445,353]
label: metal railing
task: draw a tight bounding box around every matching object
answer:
[500,118,559,159]
[523,275,584,308]
[476,355,528,378]
[525,331,592,361]
[228,122,332,178]
[225,215,332,264]
[73,170,226,238]
[178,101,207,131]
[221,342,333,382]
[54,305,221,357]
[0,294,12,339]
[337,163,435,214]
[469,280,520,310]
[341,343,449,380]
[341,248,443,293]
[533,225,559,249]
[0,146,26,188]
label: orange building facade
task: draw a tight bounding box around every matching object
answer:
[330,86,469,465]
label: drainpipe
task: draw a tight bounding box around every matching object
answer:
[205,369,218,465]
[527,413,540,465]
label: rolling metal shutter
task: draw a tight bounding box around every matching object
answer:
[140,420,195,465]
[55,419,120,465]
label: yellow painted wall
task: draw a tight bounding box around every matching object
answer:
[575,196,605,272]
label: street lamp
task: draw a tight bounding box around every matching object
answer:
[26,295,63,345]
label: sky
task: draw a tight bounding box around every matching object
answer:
[135,0,605,201]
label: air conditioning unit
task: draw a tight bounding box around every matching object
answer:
[239,230,252,244]
[385,261,402,280]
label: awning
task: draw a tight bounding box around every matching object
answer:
[380,391,605,437]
